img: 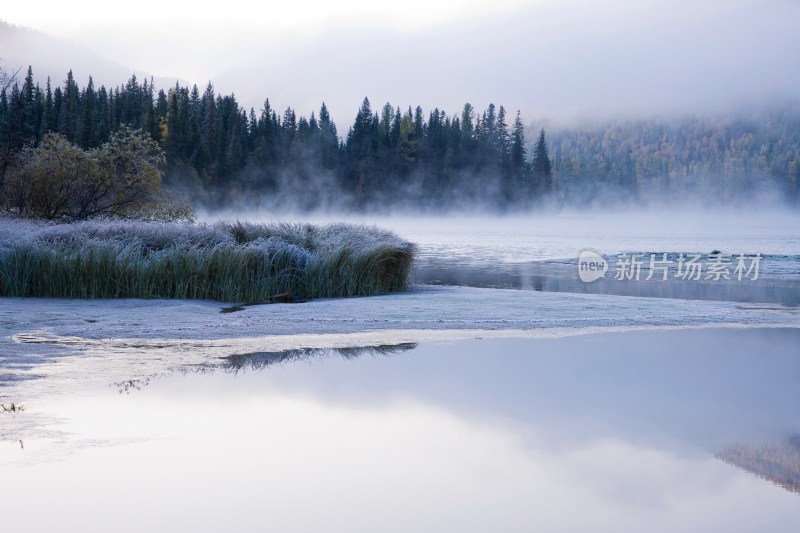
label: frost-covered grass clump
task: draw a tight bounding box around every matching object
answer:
[0,218,416,302]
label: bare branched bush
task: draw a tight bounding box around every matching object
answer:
[1,127,193,222]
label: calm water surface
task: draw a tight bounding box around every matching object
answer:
[2,327,799,532]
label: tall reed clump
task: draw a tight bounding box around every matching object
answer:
[0,218,416,302]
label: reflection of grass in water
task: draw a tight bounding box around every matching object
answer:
[223,343,419,372]
[717,435,800,495]
[112,377,152,394]
[0,219,415,302]
[107,343,418,394]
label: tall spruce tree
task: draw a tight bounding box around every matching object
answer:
[20,66,37,143]
[57,70,79,141]
[531,128,553,194]
[510,111,528,201]
[77,77,96,148]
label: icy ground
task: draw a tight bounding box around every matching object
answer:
[1,283,798,463]
[2,285,798,379]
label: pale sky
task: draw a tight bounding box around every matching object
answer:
[2,0,535,81]
[3,0,799,122]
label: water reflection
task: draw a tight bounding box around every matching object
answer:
[413,254,800,305]
[223,343,418,371]
[113,377,152,394]
[2,328,799,532]
[209,329,800,498]
[717,435,800,494]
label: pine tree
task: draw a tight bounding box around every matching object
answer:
[510,111,528,202]
[7,83,24,149]
[318,102,338,170]
[58,70,79,141]
[121,74,142,127]
[20,66,37,143]
[379,102,393,149]
[510,111,527,172]
[396,108,416,163]
[531,128,553,194]
[142,77,160,144]
[77,77,96,148]
[42,78,54,135]
[199,83,217,179]
[94,86,110,145]
[496,105,510,167]
[461,103,474,137]
[346,97,381,206]
[52,86,63,135]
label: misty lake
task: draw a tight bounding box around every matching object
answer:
[2,211,800,532]
[4,0,800,527]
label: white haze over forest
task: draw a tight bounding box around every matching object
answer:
[2,0,799,124]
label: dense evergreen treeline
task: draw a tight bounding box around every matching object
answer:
[0,67,555,211]
[550,109,800,205]
[2,66,799,212]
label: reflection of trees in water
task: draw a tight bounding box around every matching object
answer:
[717,435,800,495]
[223,343,418,373]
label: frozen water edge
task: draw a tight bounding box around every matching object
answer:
[1,285,798,443]
[2,284,798,353]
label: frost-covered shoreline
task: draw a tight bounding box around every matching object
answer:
[2,284,798,411]
[3,285,798,365]
[4,284,798,340]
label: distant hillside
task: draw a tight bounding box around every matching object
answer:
[549,108,800,206]
[0,20,182,91]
